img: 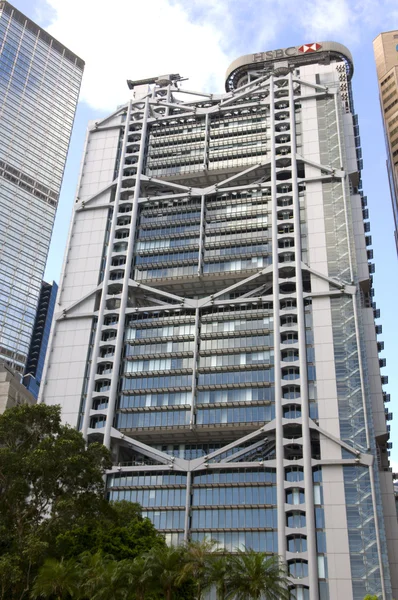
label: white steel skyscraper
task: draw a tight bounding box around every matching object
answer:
[0,1,83,373]
[40,42,397,600]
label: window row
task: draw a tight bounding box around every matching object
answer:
[207,215,268,230]
[115,410,190,429]
[191,530,278,553]
[121,375,191,391]
[119,392,191,408]
[108,472,186,487]
[125,341,194,356]
[192,469,276,485]
[135,237,198,251]
[109,488,185,507]
[200,335,274,351]
[197,387,274,405]
[205,243,270,257]
[196,405,274,425]
[139,211,201,224]
[135,265,198,279]
[137,223,199,237]
[203,257,271,273]
[206,231,269,245]
[126,324,195,340]
[192,485,276,506]
[124,357,193,373]
[207,202,268,217]
[199,350,274,368]
[135,251,199,265]
[197,369,274,386]
[191,508,277,529]
[142,510,185,530]
[201,317,273,333]
[146,164,206,177]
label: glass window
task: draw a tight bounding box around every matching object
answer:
[287,511,306,528]
[289,561,308,578]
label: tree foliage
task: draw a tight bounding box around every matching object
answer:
[0,405,164,600]
[55,500,165,561]
[0,405,291,600]
[224,549,289,600]
[31,542,289,600]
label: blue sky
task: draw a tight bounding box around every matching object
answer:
[10,0,398,466]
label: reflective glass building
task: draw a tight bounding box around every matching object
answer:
[0,1,83,372]
[40,42,398,600]
[23,280,58,399]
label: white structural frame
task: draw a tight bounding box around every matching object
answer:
[39,61,391,600]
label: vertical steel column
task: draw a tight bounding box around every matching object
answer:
[334,91,387,599]
[202,113,209,169]
[165,85,171,117]
[103,97,150,450]
[183,470,192,541]
[289,72,319,600]
[197,195,206,275]
[189,307,200,428]
[81,100,132,440]
[270,75,287,562]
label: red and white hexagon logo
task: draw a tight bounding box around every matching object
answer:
[298,43,322,53]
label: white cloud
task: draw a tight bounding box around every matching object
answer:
[294,0,354,41]
[293,0,398,43]
[35,0,398,113]
[37,0,233,112]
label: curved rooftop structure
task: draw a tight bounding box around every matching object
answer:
[225,41,353,90]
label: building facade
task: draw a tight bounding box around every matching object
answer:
[23,280,58,399]
[40,42,398,600]
[373,31,398,252]
[0,362,35,414]
[0,1,84,373]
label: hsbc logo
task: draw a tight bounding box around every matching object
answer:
[253,43,323,64]
[298,43,322,53]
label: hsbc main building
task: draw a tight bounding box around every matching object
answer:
[40,42,398,600]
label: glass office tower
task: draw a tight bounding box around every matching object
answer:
[40,42,398,600]
[0,1,83,372]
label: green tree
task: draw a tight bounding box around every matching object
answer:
[0,404,111,542]
[85,560,130,600]
[206,553,229,600]
[30,558,77,600]
[225,549,289,600]
[0,554,23,600]
[363,596,380,600]
[76,552,112,600]
[55,501,166,561]
[146,544,188,600]
[182,538,220,599]
[0,404,111,598]
[120,555,154,600]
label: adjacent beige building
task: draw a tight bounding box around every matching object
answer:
[373,31,398,250]
[0,363,36,414]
